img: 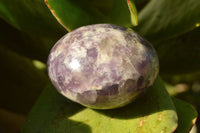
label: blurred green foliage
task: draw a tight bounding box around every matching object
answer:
[0,0,199,132]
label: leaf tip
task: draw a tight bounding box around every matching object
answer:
[44,0,71,32]
[127,0,138,26]
[44,0,47,4]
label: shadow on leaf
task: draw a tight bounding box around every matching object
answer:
[22,84,91,133]
[93,77,176,119]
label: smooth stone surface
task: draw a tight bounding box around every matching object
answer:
[47,24,159,109]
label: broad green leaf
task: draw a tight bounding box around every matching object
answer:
[22,77,178,133]
[0,46,48,114]
[0,0,65,34]
[45,0,105,31]
[45,0,138,31]
[173,98,197,133]
[136,0,200,43]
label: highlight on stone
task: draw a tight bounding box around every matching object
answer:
[47,24,159,109]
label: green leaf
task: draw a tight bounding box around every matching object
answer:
[45,0,104,31]
[136,0,200,43]
[127,0,138,25]
[173,98,197,133]
[45,0,138,31]
[22,77,178,133]
[0,46,48,114]
[0,0,65,34]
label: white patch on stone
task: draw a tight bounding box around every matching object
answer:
[69,59,81,70]
[96,38,115,65]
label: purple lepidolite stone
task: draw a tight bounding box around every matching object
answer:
[47,24,159,109]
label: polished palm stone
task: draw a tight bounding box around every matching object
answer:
[47,24,159,109]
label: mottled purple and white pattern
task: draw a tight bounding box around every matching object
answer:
[47,24,159,109]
